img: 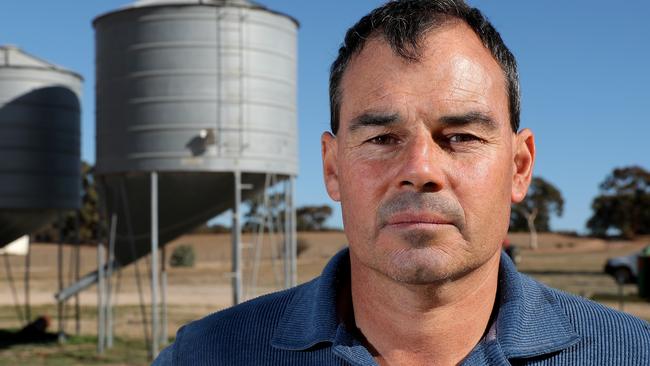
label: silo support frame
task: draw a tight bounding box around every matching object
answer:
[74,219,81,337]
[96,178,119,354]
[247,173,281,298]
[57,213,65,343]
[232,171,243,305]
[281,177,297,289]
[86,170,297,355]
[55,213,81,344]
[24,240,31,323]
[94,175,155,357]
[285,176,297,288]
[290,176,297,287]
[106,213,118,348]
[117,177,152,353]
[160,245,168,346]
[151,171,160,359]
[97,241,106,354]
[243,173,297,301]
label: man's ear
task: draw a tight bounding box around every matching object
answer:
[511,128,535,203]
[321,132,341,202]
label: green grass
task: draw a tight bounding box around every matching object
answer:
[0,335,151,366]
[0,304,180,365]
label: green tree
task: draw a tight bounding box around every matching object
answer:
[587,166,650,239]
[296,205,333,231]
[510,176,564,249]
[33,162,102,243]
[75,162,101,242]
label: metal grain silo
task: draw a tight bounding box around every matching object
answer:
[0,45,82,247]
[93,0,298,278]
[87,2,299,355]
[95,0,297,175]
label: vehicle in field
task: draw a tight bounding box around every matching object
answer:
[604,245,650,284]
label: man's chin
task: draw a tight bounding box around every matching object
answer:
[381,246,469,284]
[379,224,460,249]
[399,227,453,249]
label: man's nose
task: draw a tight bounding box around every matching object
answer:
[397,133,445,192]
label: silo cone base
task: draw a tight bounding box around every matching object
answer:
[0,209,57,248]
[98,171,272,267]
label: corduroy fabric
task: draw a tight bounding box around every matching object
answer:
[153,249,650,365]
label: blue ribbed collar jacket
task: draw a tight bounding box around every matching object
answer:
[154,248,650,365]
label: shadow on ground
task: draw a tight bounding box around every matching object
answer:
[0,316,58,349]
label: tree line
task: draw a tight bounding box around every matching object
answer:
[34,164,649,243]
[511,165,649,248]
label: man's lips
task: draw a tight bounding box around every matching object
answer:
[377,192,465,232]
[383,213,454,228]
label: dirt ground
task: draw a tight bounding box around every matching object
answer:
[0,232,648,341]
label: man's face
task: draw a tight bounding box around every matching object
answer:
[322,22,534,284]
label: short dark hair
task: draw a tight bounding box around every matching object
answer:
[329,0,520,134]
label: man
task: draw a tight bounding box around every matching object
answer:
[154,1,650,365]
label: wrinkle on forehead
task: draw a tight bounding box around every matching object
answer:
[447,55,494,101]
[339,22,508,117]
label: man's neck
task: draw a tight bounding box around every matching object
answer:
[348,251,501,366]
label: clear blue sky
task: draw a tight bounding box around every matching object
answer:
[1,1,648,233]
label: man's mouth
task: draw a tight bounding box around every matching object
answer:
[384,213,454,229]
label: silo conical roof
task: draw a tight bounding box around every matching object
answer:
[0,45,69,72]
[0,45,82,78]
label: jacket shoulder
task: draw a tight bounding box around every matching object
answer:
[548,285,649,334]
[161,279,318,365]
[543,281,650,361]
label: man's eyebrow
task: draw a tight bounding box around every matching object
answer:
[439,112,498,130]
[348,112,400,132]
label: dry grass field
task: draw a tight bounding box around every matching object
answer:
[0,232,648,364]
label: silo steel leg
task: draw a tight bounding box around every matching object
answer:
[283,178,291,289]
[74,213,81,336]
[151,171,160,358]
[290,176,297,287]
[232,171,243,305]
[161,245,168,346]
[107,213,117,348]
[97,241,106,354]
[24,239,31,323]
[57,213,65,343]
[96,179,109,354]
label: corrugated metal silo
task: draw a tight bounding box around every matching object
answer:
[93,0,298,266]
[0,45,82,247]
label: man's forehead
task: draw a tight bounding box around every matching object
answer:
[344,22,502,85]
[338,22,508,128]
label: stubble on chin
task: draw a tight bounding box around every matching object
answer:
[399,229,439,249]
[374,231,494,285]
[376,245,455,284]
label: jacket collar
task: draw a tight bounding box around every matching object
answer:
[495,254,580,359]
[272,248,580,359]
[271,248,349,350]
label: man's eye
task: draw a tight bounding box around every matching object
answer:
[448,134,481,143]
[368,134,399,145]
